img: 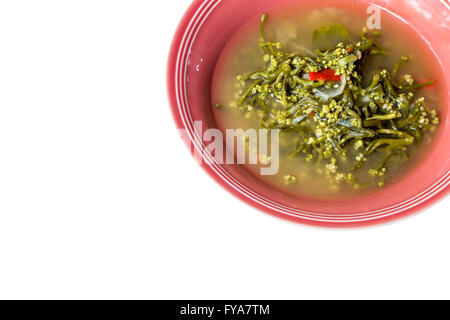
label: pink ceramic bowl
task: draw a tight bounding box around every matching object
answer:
[167,0,450,227]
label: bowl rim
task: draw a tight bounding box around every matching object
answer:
[166,0,450,228]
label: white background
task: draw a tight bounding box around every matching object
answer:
[0,0,449,300]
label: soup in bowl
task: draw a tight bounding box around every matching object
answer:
[167,0,450,227]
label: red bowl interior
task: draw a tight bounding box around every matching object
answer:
[167,0,450,227]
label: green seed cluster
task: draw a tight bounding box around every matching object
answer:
[229,14,439,189]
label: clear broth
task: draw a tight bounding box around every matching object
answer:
[212,2,442,199]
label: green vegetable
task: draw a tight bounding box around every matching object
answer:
[312,23,351,50]
[226,14,439,189]
[284,174,297,185]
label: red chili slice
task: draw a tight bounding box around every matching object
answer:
[308,69,341,82]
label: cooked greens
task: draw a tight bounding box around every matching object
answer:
[312,23,351,50]
[230,14,439,188]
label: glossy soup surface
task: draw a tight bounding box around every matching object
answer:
[212,2,443,199]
